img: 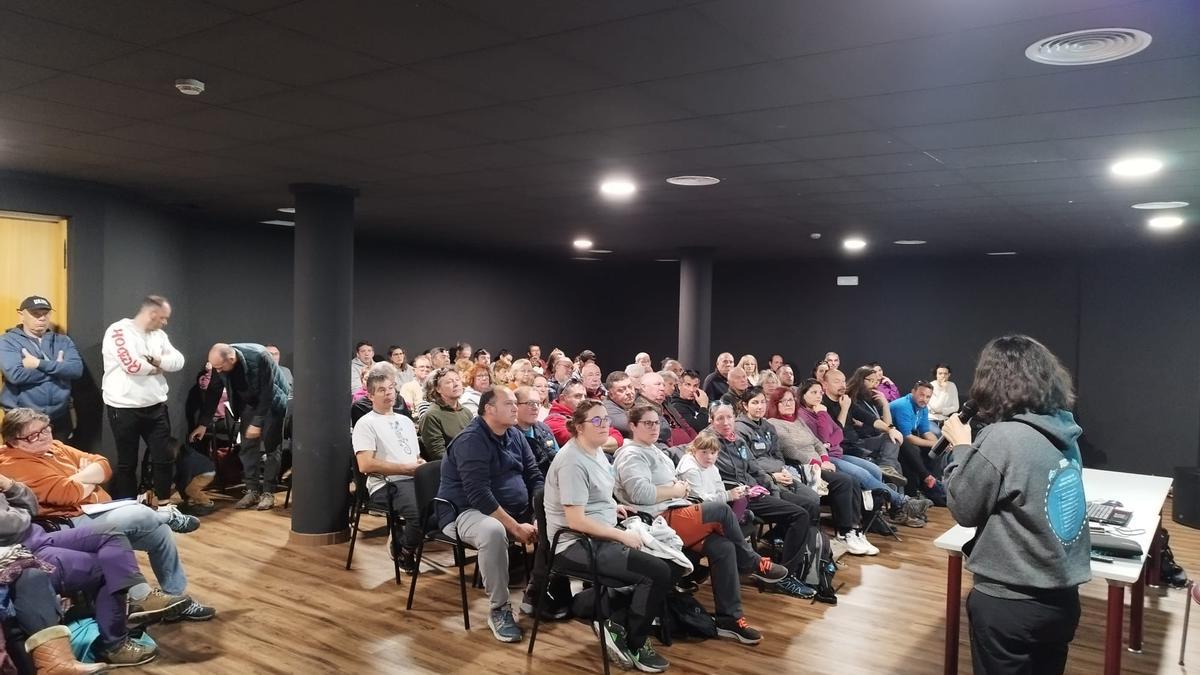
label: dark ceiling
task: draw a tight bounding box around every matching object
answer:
[0,0,1197,259]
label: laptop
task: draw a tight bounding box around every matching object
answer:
[1086,500,1132,527]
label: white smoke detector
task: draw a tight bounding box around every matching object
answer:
[1025,28,1151,66]
[174,78,205,96]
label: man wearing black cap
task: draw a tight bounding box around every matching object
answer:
[0,296,82,440]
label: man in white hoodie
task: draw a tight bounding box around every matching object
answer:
[102,295,185,504]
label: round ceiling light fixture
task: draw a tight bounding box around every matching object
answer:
[893,240,927,245]
[174,78,205,95]
[665,175,720,187]
[1148,215,1184,231]
[1025,28,1152,66]
[277,207,295,213]
[1132,201,1188,209]
[843,238,867,252]
[1110,157,1162,177]
[986,251,1018,256]
[572,238,593,250]
[600,178,636,197]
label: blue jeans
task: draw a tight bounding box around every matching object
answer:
[72,504,187,595]
[831,455,905,508]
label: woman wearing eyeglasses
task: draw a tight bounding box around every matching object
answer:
[613,406,787,645]
[460,364,492,417]
[543,400,672,672]
[418,368,471,461]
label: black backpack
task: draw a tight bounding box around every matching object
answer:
[1158,528,1189,588]
[662,591,717,639]
[797,526,838,599]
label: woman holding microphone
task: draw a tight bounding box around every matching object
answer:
[942,335,1090,675]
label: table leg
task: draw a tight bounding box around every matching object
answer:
[945,553,962,675]
[1147,528,1163,589]
[1129,566,1145,653]
[1105,584,1125,675]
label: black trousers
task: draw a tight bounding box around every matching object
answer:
[49,410,73,442]
[106,403,174,500]
[898,439,933,495]
[748,493,810,574]
[556,540,672,651]
[967,587,1080,675]
[820,469,861,531]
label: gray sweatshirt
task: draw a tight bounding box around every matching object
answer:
[613,441,689,516]
[944,411,1091,600]
[0,482,39,545]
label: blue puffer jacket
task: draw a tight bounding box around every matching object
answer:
[0,326,83,417]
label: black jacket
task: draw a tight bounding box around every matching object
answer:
[667,395,708,433]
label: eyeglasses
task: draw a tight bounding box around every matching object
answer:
[636,419,660,428]
[516,400,539,408]
[587,416,611,427]
[14,425,51,443]
[779,398,796,405]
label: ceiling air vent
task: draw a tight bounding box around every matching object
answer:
[1025,28,1151,66]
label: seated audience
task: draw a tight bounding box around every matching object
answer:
[350,341,375,393]
[0,473,189,668]
[824,351,840,371]
[768,354,784,373]
[735,388,871,556]
[431,347,451,369]
[497,350,514,368]
[510,359,536,389]
[544,382,622,451]
[492,361,513,387]
[526,344,547,374]
[388,345,415,387]
[437,388,543,644]
[718,365,750,407]
[634,352,652,372]
[868,362,901,402]
[812,360,829,382]
[928,364,960,428]
[736,355,760,386]
[702,352,734,401]
[418,368,471,460]
[624,363,645,394]
[790,381,929,528]
[823,368,906,485]
[659,370,679,399]
[758,369,781,400]
[660,359,683,378]
[399,355,433,410]
[0,408,215,621]
[668,369,709,434]
[543,399,672,671]
[454,343,472,362]
[614,406,786,645]
[472,349,491,367]
[352,363,412,426]
[845,367,936,498]
[352,369,424,572]
[531,374,552,422]
[579,362,606,399]
[266,344,293,392]
[515,386,559,474]
[351,366,370,402]
[778,364,796,388]
[632,371,673,447]
[705,402,818,600]
[890,381,943,479]
[461,364,493,416]
[603,371,638,437]
[546,355,574,402]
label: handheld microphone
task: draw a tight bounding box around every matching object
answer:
[929,399,977,459]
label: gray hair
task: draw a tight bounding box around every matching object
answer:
[1,408,49,443]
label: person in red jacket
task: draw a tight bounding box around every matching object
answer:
[543,381,622,452]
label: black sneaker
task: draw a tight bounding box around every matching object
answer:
[715,615,763,645]
[519,589,569,621]
[773,575,817,599]
[630,640,670,673]
[164,599,216,622]
[593,619,634,669]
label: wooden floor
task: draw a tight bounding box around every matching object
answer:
[135,492,1200,675]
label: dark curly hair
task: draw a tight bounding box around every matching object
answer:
[969,335,1075,424]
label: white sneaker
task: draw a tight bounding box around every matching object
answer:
[839,533,870,556]
[854,530,880,556]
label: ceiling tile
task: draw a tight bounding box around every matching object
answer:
[0,58,56,93]
[317,68,499,117]
[342,119,488,153]
[639,60,833,116]
[103,122,246,152]
[227,90,393,130]
[823,152,944,175]
[2,0,234,45]
[161,17,388,86]
[603,119,753,154]
[434,104,582,142]
[81,50,290,105]
[773,131,914,160]
[857,170,964,190]
[715,101,877,142]
[524,86,691,131]
[159,107,313,141]
[261,0,513,64]
[0,10,136,70]
[929,142,1069,169]
[0,93,135,131]
[885,183,986,202]
[444,0,682,38]
[14,74,203,121]
[414,42,616,101]
[958,162,1079,184]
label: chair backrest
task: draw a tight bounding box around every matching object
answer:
[531,487,549,551]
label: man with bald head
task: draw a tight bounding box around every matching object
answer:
[633,371,673,447]
[188,342,291,510]
[702,352,734,401]
[719,365,750,408]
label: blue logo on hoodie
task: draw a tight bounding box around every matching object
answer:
[1045,458,1086,545]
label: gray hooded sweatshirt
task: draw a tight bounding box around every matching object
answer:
[944,411,1092,600]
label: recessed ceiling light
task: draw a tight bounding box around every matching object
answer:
[1132,201,1188,209]
[655,258,679,262]
[260,219,294,227]
[590,249,613,254]
[573,238,593,250]
[571,257,600,261]
[1110,157,1162,177]
[843,238,867,251]
[986,251,1018,256]
[666,175,720,187]
[600,178,636,197]
[893,240,927,245]
[810,233,821,240]
[1025,28,1152,66]
[1148,215,1184,231]
[277,207,295,213]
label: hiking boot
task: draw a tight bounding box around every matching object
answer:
[773,575,816,599]
[487,605,522,643]
[235,491,261,509]
[256,493,275,510]
[398,547,417,575]
[594,619,635,669]
[127,589,189,625]
[519,588,569,620]
[814,586,839,605]
[25,625,109,674]
[630,640,670,672]
[157,504,200,533]
[901,499,929,527]
[180,501,216,516]
[879,465,907,487]
[716,615,763,645]
[164,599,216,622]
[100,638,157,667]
[748,556,787,584]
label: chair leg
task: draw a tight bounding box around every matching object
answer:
[456,543,471,630]
[527,571,548,655]
[596,581,609,675]
[345,498,363,571]
[405,537,427,611]
[387,511,401,585]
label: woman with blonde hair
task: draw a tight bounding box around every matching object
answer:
[737,355,760,386]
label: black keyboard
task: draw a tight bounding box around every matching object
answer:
[1087,502,1132,527]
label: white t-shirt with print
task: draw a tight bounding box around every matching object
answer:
[351,410,420,494]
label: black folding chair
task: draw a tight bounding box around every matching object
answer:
[527,489,613,675]
[345,459,403,585]
[405,460,479,629]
